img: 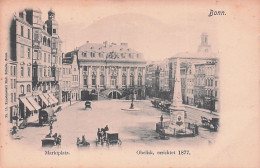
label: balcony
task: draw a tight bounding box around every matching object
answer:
[33,41,41,48]
[33,76,55,82]
[52,48,57,54]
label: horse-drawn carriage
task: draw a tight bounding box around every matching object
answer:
[159,100,172,112]
[201,116,219,131]
[85,101,92,109]
[151,98,161,108]
[96,126,122,147]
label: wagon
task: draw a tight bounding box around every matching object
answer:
[85,101,92,109]
[106,133,122,146]
[201,116,219,132]
[151,98,161,108]
[41,137,56,147]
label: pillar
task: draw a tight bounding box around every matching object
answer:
[88,66,92,87]
[118,67,122,88]
[96,66,100,86]
[127,67,130,86]
[105,66,109,88]
[134,67,138,86]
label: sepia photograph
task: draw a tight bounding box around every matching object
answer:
[0,0,259,168]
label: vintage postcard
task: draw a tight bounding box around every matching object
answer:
[0,0,259,168]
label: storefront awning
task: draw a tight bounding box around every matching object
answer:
[39,94,50,106]
[20,97,36,111]
[49,94,58,104]
[43,93,55,105]
[27,97,41,110]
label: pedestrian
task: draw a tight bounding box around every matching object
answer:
[160,115,164,127]
[97,128,101,142]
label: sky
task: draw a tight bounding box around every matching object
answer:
[2,1,223,61]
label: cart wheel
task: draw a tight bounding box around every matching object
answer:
[118,139,122,146]
[101,139,104,146]
[106,141,110,147]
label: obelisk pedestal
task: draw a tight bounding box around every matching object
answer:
[164,58,186,135]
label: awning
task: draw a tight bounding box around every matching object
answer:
[39,94,50,106]
[20,97,36,111]
[49,94,58,104]
[27,97,41,110]
[43,93,55,105]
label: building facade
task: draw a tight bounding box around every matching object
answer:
[7,8,61,128]
[62,52,80,102]
[69,41,146,100]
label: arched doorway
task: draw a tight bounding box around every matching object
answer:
[108,90,122,99]
[81,90,90,101]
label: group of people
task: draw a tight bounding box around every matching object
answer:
[77,135,90,146]
[97,125,109,142]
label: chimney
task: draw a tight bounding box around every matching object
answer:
[19,10,27,21]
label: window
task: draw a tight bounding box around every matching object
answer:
[138,75,142,86]
[27,84,31,93]
[21,67,24,77]
[48,69,50,77]
[215,81,217,87]
[83,66,88,71]
[28,29,30,39]
[28,67,31,77]
[100,75,105,85]
[92,75,96,86]
[83,75,88,85]
[91,52,95,58]
[53,29,56,34]
[83,52,87,57]
[21,26,24,36]
[20,85,24,94]
[130,75,134,86]
[47,39,50,47]
[44,53,46,62]
[99,53,103,58]
[27,48,31,58]
[14,93,16,102]
[11,79,13,89]
[101,66,104,72]
[21,45,24,58]
[11,93,13,103]
[123,67,126,72]
[122,75,126,86]
[121,53,125,58]
[44,68,46,77]
[43,36,46,45]
[33,67,36,77]
[215,91,218,97]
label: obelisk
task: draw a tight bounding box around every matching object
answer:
[169,58,185,129]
